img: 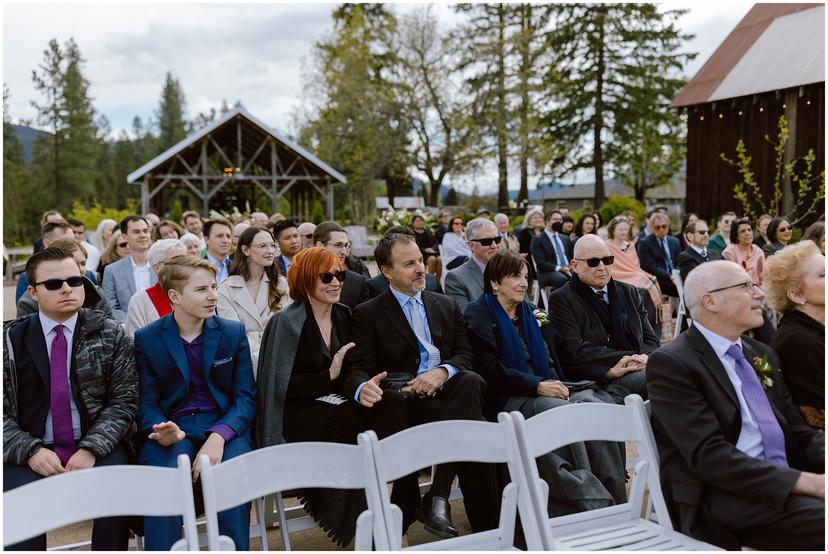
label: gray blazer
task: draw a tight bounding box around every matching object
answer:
[102,256,157,323]
[254,300,307,448]
[444,257,484,312]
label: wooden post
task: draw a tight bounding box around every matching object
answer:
[326,177,334,220]
[201,140,210,217]
[271,140,278,214]
[782,89,798,217]
[142,177,150,214]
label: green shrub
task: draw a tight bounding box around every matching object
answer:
[67,199,140,230]
[598,196,646,227]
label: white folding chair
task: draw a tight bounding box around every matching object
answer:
[672,269,688,337]
[362,414,544,551]
[198,437,385,551]
[509,395,720,550]
[4,454,198,550]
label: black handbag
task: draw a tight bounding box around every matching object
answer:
[380,372,414,391]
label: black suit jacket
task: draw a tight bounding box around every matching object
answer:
[548,280,660,381]
[366,273,443,298]
[530,232,573,276]
[647,326,824,549]
[339,269,370,310]
[676,247,722,283]
[344,288,474,401]
[637,234,680,296]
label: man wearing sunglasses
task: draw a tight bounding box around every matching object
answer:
[647,261,824,550]
[531,210,574,291]
[678,219,723,282]
[637,212,680,297]
[549,235,660,397]
[297,221,317,251]
[313,221,370,309]
[445,218,500,311]
[3,246,139,550]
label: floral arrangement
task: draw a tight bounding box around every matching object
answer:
[533,309,551,327]
[752,354,776,390]
[209,206,246,222]
[374,208,437,235]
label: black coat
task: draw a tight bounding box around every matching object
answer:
[338,270,370,310]
[647,326,823,549]
[548,280,660,381]
[772,310,825,411]
[530,232,573,275]
[676,247,723,283]
[637,234,680,296]
[344,288,474,401]
[366,273,443,298]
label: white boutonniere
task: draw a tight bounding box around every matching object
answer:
[533,309,550,327]
[752,354,775,390]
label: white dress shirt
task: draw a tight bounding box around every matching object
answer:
[39,312,83,443]
[693,322,765,459]
[130,255,152,294]
[543,229,568,270]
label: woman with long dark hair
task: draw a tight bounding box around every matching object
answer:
[762,216,793,258]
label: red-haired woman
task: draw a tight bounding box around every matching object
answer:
[255,247,417,546]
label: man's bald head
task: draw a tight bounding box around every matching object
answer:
[684,260,765,338]
[571,234,612,287]
[573,234,609,259]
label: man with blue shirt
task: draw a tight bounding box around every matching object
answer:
[531,209,574,290]
[202,217,233,284]
[346,232,497,540]
[647,260,824,550]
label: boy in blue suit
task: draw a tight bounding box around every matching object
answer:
[134,254,256,550]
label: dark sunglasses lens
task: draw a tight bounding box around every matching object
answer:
[42,277,84,290]
[320,273,333,284]
[603,256,614,266]
[477,236,502,246]
[336,270,347,282]
[586,256,614,267]
[66,276,85,287]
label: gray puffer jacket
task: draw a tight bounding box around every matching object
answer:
[3,308,139,464]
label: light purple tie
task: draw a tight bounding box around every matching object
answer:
[726,344,788,467]
[50,325,76,464]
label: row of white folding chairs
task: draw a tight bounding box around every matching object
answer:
[5,395,721,551]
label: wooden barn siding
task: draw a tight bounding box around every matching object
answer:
[684,83,824,226]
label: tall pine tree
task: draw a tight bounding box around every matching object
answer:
[156,71,187,152]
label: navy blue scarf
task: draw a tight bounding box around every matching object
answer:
[483,292,552,380]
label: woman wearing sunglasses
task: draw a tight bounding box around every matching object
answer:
[440,216,472,268]
[256,247,415,547]
[762,216,794,258]
[98,229,129,283]
[217,226,291,370]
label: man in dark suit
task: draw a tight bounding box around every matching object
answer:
[677,219,722,282]
[135,255,256,550]
[549,235,660,396]
[346,232,497,539]
[637,212,680,297]
[367,225,444,297]
[530,210,573,289]
[272,220,301,277]
[313,221,369,308]
[647,260,824,550]
[3,246,138,550]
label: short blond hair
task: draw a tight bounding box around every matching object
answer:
[157,254,216,295]
[764,240,822,313]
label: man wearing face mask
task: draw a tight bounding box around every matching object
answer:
[445,218,501,311]
[531,210,573,291]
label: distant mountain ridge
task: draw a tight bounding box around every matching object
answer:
[10,124,49,163]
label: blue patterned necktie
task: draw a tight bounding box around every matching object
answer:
[552,234,568,266]
[659,238,673,272]
[407,297,441,372]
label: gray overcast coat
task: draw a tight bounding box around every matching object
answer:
[444,257,485,312]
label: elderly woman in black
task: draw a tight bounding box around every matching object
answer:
[256,247,418,546]
[463,250,629,517]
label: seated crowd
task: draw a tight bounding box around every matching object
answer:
[3,207,825,551]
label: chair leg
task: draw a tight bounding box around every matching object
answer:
[276,491,291,551]
[254,496,269,551]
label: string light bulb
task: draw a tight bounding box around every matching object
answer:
[718,113,723,119]
[738,110,743,116]
[759,106,764,112]
[699,115,705,121]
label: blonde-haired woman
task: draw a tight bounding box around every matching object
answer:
[98,229,129,282]
[765,240,825,428]
[518,207,546,282]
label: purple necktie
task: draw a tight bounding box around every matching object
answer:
[726,344,788,467]
[50,325,76,464]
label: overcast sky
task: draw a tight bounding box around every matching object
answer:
[3,0,755,192]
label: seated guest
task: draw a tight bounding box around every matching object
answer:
[803,221,825,254]
[677,212,698,251]
[723,217,765,287]
[179,232,202,256]
[647,260,825,550]
[297,221,317,251]
[560,215,575,238]
[250,211,269,227]
[152,219,184,242]
[135,255,256,550]
[217,227,291,369]
[411,214,441,275]
[346,232,498,538]
[103,215,156,324]
[441,216,472,268]
[181,210,206,250]
[762,216,794,258]
[94,218,117,260]
[203,217,233,285]
[531,209,573,290]
[32,209,64,253]
[753,213,773,249]
[434,209,452,244]
[549,235,660,396]
[16,219,76,302]
[464,251,629,516]
[708,212,735,255]
[125,239,186,337]
[4,246,138,550]
[97,229,129,282]
[518,207,545,282]
[67,218,102,275]
[677,219,722,282]
[604,216,663,337]
[637,212,680,297]
[18,239,112,319]
[231,221,250,250]
[571,213,598,245]
[494,213,519,253]
[765,241,825,429]
[313,221,370,309]
[367,226,444,297]
[445,218,500,311]
[273,219,301,276]
[256,247,416,546]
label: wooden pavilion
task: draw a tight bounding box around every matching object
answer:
[127,107,347,219]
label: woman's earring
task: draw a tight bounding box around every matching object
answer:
[493,288,499,294]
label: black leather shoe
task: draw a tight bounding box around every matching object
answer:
[422,495,458,539]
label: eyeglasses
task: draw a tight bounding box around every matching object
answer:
[251,242,276,250]
[469,236,502,247]
[319,270,347,284]
[34,276,85,290]
[301,233,314,239]
[117,242,129,248]
[653,224,669,230]
[694,229,709,235]
[326,242,351,250]
[574,256,615,267]
[707,281,760,295]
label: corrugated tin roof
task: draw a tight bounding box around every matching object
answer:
[127,107,347,184]
[672,3,823,107]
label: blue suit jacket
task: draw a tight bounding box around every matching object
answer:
[102,256,157,323]
[530,232,573,274]
[134,314,256,441]
[636,233,680,280]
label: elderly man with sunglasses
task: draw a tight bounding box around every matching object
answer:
[637,212,681,297]
[444,218,502,311]
[548,235,660,397]
[3,246,138,550]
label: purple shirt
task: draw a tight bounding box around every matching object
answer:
[170,333,236,442]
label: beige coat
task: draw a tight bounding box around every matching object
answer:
[217,273,291,370]
[125,290,162,337]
